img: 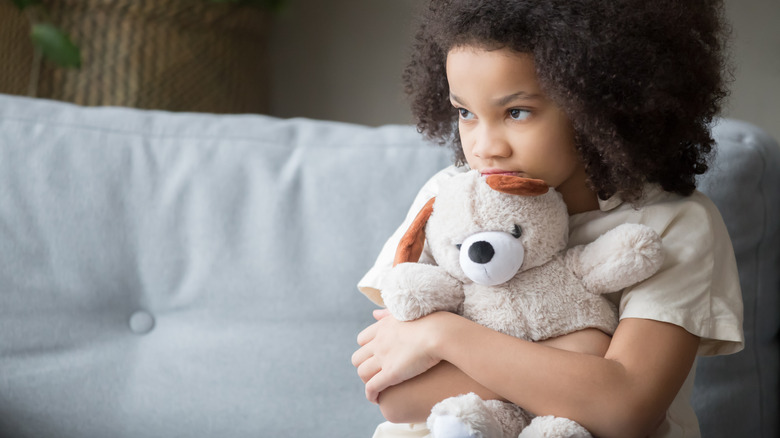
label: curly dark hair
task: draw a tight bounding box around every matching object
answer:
[403,0,731,202]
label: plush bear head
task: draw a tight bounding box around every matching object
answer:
[395,170,570,286]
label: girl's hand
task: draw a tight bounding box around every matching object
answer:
[351,309,445,403]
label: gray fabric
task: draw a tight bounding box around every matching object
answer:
[695,119,780,437]
[0,93,777,437]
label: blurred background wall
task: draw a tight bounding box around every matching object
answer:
[269,0,780,142]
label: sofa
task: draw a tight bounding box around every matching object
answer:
[0,93,777,438]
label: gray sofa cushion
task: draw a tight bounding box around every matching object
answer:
[0,93,777,437]
[695,119,780,437]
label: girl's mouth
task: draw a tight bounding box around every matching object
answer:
[480,168,525,177]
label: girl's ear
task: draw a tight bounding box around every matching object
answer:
[486,175,549,196]
[393,197,435,266]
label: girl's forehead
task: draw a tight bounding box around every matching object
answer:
[445,47,542,95]
[447,44,533,61]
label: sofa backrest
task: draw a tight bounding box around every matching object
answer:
[0,94,777,437]
[695,119,780,437]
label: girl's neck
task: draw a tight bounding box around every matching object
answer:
[557,167,600,215]
[563,190,600,215]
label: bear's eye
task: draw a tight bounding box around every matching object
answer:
[456,244,462,250]
[511,224,522,238]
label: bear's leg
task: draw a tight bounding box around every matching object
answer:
[518,415,592,438]
[429,414,475,438]
[427,393,530,438]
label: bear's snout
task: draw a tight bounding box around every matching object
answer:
[459,231,525,286]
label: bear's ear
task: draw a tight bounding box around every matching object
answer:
[486,175,549,196]
[393,197,435,266]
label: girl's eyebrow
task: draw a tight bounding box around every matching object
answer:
[495,91,543,106]
[449,93,467,105]
[449,91,543,106]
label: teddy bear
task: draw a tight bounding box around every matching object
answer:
[380,170,664,438]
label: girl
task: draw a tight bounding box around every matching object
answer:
[352,1,744,437]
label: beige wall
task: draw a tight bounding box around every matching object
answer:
[269,1,779,141]
[722,0,780,141]
[269,0,421,126]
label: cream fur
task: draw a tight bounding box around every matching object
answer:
[381,170,664,438]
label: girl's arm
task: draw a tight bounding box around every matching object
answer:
[374,322,612,424]
[353,310,698,438]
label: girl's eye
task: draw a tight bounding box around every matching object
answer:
[458,108,475,120]
[509,109,531,121]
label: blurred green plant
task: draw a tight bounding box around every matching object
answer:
[10,0,81,68]
[7,0,286,69]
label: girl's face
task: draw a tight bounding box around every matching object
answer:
[446,46,596,213]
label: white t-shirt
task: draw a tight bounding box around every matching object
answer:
[359,166,744,438]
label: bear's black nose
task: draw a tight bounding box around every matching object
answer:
[468,241,495,264]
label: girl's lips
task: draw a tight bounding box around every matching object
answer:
[480,169,525,177]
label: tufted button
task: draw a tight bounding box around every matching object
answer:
[129,311,155,335]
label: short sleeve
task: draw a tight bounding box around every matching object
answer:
[616,191,744,356]
[357,165,465,306]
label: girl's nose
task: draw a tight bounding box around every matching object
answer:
[472,126,512,159]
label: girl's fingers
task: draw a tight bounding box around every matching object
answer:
[356,321,378,347]
[365,370,398,404]
[356,356,381,384]
[351,345,368,368]
[373,308,391,320]
[355,311,446,402]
